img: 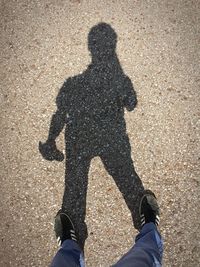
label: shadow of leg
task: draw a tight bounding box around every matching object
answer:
[101,138,144,230]
[62,150,91,250]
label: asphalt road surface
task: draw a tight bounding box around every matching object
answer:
[0,0,199,266]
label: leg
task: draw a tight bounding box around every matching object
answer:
[112,223,163,267]
[50,240,85,267]
[113,190,163,267]
[101,135,144,229]
[50,211,85,267]
[62,142,91,248]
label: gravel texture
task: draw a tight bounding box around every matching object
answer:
[0,0,199,266]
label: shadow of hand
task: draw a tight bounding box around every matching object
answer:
[39,141,64,162]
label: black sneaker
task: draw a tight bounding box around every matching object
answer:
[54,210,77,246]
[139,190,160,228]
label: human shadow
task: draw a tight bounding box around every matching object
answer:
[39,23,144,249]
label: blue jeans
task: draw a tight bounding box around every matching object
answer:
[50,223,163,267]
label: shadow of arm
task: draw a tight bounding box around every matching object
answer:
[47,81,68,141]
[122,76,137,111]
[39,81,69,161]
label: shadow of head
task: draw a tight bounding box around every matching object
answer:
[88,23,117,61]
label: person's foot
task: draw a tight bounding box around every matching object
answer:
[139,189,160,229]
[54,210,77,246]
